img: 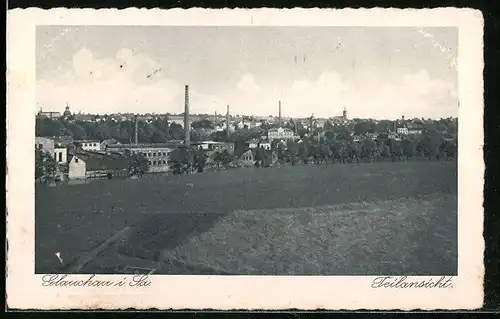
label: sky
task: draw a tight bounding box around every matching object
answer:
[36,26,458,119]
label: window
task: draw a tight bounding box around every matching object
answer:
[148,161,152,165]
[162,152,166,156]
[153,152,157,157]
[38,143,43,149]
[93,143,97,147]
[153,161,157,165]
[58,152,62,162]
[75,158,79,163]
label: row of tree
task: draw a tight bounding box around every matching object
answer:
[35,116,458,145]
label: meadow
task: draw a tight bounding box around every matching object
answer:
[35,160,457,275]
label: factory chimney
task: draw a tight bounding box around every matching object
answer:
[184,85,190,146]
[226,105,230,140]
[134,115,138,145]
[278,100,282,127]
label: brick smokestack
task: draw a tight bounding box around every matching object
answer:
[226,105,230,140]
[134,115,138,145]
[278,100,282,127]
[184,85,190,146]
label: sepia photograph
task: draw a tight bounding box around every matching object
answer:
[34,25,459,276]
[7,8,484,310]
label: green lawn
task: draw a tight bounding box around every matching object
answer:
[35,160,457,275]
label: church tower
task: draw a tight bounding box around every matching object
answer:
[63,102,72,119]
[342,106,347,120]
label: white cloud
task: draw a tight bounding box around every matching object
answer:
[236,73,261,93]
[37,48,457,119]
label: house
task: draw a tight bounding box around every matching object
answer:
[258,141,271,150]
[100,139,119,150]
[248,121,262,129]
[191,141,235,154]
[233,148,255,167]
[37,111,61,119]
[74,140,101,152]
[35,137,55,154]
[267,127,297,141]
[53,147,68,164]
[388,132,402,141]
[396,126,409,135]
[407,123,423,135]
[52,136,74,148]
[68,152,129,180]
[105,143,182,173]
[68,155,86,179]
[73,113,94,122]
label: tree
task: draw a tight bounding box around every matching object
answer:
[213,149,232,169]
[35,149,57,183]
[375,120,393,133]
[361,139,375,162]
[169,123,184,140]
[151,130,168,143]
[417,131,443,160]
[401,139,416,159]
[127,151,149,177]
[324,120,334,132]
[191,119,215,130]
[169,147,194,174]
[194,147,208,172]
[354,121,371,136]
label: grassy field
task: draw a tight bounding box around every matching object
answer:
[35,160,457,275]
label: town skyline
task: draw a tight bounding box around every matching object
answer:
[36,102,457,121]
[37,26,458,119]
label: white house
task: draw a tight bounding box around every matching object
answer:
[407,123,423,135]
[258,142,272,150]
[75,140,101,152]
[68,155,86,179]
[53,147,68,164]
[397,127,409,135]
[267,127,297,141]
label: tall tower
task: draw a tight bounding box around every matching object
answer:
[278,100,282,127]
[184,85,190,146]
[134,115,139,145]
[226,105,230,140]
[343,106,347,120]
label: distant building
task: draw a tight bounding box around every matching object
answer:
[244,138,260,149]
[191,141,235,154]
[234,148,255,166]
[73,113,93,122]
[397,123,423,135]
[258,142,272,150]
[62,104,72,120]
[68,152,128,179]
[407,123,423,135]
[74,140,101,152]
[37,110,61,119]
[330,107,348,124]
[267,127,297,142]
[396,126,409,135]
[105,143,182,173]
[100,139,119,151]
[35,137,55,154]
